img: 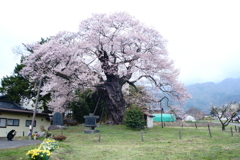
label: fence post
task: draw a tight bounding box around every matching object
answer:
[208,124,212,138]
[195,123,197,129]
[141,131,144,141]
[23,131,24,137]
[179,130,182,139]
[98,133,101,142]
[230,127,233,136]
[235,126,237,132]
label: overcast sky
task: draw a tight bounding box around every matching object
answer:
[0,0,239,86]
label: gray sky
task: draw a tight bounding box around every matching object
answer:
[0,0,240,85]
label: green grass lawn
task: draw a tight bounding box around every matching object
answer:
[1,123,240,160]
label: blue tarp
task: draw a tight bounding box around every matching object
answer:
[153,114,176,122]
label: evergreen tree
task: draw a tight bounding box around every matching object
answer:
[0,63,34,105]
[0,38,52,113]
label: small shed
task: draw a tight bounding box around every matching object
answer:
[143,112,155,128]
[153,114,176,122]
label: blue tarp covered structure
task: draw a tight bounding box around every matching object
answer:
[153,114,176,122]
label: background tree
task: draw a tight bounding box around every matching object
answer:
[21,12,190,124]
[210,102,240,130]
[0,38,51,113]
[165,105,184,118]
[123,85,152,108]
[185,107,204,120]
[0,63,34,105]
[70,89,105,123]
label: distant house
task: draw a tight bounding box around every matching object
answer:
[184,115,196,122]
[0,97,50,137]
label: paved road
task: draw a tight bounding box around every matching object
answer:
[213,122,240,127]
[229,122,240,126]
[0,138,42,149]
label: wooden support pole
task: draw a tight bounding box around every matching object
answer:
[230,127,233,136]
[179,130,182,139]
[195,123,197,129]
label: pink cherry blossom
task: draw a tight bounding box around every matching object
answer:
[21,12,190,124]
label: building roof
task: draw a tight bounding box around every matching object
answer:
[0,107,49,116]
[0,99,26,110]
[0,99,49,116]
[143,111,155,117]
[0,95,7,99]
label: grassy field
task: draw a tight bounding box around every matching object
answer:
[1,122,240,160]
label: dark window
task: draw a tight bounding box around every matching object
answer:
[26,120,36,127]
[7,119,19,126]
[0,118,7,128]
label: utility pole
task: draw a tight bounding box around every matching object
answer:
[30,78,43,132]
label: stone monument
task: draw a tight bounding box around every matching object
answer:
[83,113,100,133]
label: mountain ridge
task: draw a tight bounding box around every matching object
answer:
[185,77,240,113]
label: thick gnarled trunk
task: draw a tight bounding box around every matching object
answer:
[98,75,126,124]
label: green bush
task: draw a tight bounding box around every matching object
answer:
[124,105,145,130]
[204,116,213,121]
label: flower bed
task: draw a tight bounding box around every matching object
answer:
[26,148,51,160]
[26,138,59,160]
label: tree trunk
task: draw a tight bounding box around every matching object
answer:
[98,75,126,124]
[222,125,225,131]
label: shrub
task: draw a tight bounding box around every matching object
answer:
[53,135,67,141]
[40,125,47,131]
[124,105,146,130]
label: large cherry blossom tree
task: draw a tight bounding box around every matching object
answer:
[21,12,190,124]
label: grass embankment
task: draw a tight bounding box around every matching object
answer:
[1,123,240,160]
